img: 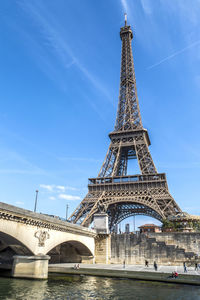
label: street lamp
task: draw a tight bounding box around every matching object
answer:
[34,190,38,213]
[66,204,69,220]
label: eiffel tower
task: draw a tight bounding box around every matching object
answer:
[69,15,181,230]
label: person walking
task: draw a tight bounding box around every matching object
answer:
[183,262,187,273]
[153,261,157,271]
[145,260,149,267]
[195,262,198,271]
[123,259,125,269]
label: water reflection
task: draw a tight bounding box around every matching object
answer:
[79,275,115,298]
[0,275,200,300]
[1,279,48,300]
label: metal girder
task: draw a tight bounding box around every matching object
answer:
[107,202,162,231]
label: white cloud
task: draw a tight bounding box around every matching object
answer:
[55,185,78,191]
[58,194,81,201]
[40,184,54,192]
[49,196,56,200]
[65,186,78,191]
[39,184,78,193]
[56,185,65,191]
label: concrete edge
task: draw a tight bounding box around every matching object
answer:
[13,255,50,260]
[48,267,200,286]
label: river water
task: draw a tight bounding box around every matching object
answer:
[0,274,200,300]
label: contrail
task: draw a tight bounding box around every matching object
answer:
[147,39,200,70]
[120,0,129,13]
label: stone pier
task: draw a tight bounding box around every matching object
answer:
[95,234,111,264]
[12,255,50,279]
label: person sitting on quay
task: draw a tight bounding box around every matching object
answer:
[73,264,80,270]
[171,271,178,278]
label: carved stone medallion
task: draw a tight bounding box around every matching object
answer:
[34,230,50,247]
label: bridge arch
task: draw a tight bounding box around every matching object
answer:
[47,239,93,263]
[0,219,37,254]
[0,231,33,260]
[43,234,94,257]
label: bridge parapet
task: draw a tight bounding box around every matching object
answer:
[0,202,96,238]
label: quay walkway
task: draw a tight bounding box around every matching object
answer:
[49,263,200,286]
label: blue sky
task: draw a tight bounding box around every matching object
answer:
[1,0,200,231]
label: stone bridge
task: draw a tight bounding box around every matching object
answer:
[0,202,96,279]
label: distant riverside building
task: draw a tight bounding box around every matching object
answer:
[139,224,161,233]
[125,224,130,233]
[114,224,118,234]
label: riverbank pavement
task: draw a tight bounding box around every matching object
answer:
[49,263,200,276]
[48,263,200,285]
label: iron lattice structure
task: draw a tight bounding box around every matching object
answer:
[69,18,181,230]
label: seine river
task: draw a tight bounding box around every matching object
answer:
[0,274,200,299]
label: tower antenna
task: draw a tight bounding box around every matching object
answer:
[124,13,127,26]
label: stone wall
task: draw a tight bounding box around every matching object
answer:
[95,235,111,264]
[110,233,199,266]
[148,232,200,254]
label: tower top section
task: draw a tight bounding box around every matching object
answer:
[115,16,142,132]
[120,14,133,40]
